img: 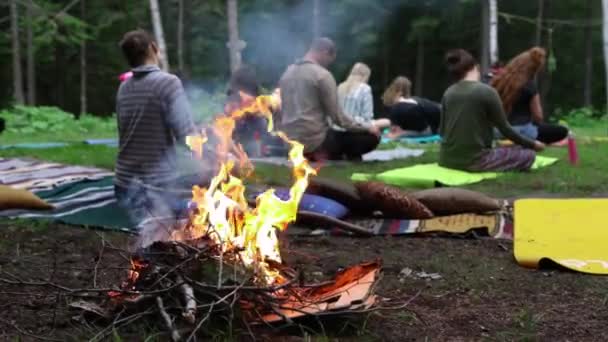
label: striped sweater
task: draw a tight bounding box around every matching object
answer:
[115,65,196,188]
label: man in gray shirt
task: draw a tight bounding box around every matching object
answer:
[115,30,196,228]
[279,38,380,161]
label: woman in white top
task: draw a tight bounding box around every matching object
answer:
[333,62,391,131]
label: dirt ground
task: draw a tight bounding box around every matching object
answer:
[1,222,608,341]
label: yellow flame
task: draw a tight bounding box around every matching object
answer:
[180,93,315,285]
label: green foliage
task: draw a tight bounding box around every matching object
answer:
[408,16,440,42]
[554,107,607,127]
[1,106,116,143]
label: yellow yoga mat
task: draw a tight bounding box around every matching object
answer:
[514,199,608,274]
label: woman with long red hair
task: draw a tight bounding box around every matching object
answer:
[491,47,568,144]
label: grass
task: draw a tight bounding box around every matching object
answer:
[1,119,608,340]
[1,123,607,197]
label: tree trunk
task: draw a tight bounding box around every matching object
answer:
[10,0,25,105]
[26,0,35,105]
[312,0,320,38]
[535,0,544,46]
[227,0,244,73]
[414,37,424,96]
[603,0,608,109]
[80,0,87,117]
[488,0,498,65]
[583,0,594,107]
[480,0,490,75]
[183,0,192,78]
[149,0,170,71]
[177,0,184,74]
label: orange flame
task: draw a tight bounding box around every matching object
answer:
[181,93,315,285]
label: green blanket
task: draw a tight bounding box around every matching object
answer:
[351,156,558,188]
[1,176,133,232]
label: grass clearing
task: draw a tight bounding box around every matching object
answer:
[1,117,607,339]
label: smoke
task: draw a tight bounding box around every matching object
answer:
[238,0,406,87]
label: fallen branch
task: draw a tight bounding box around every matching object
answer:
[297,211,374,237]
[156,297,181,342]
[176,275,197,324]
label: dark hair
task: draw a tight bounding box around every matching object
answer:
[119,30,156,68]
[310,37,336,55]
[228,65,260,97]
[445,49,477,80]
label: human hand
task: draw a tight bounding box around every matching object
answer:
[533,140,545,152]
[368,125,381,137]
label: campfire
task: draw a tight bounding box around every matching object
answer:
[74,94,382,340]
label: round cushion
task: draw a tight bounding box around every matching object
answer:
[410,188,500,215]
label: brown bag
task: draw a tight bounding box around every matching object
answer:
[354,181,433,219]
[410,188,500,215]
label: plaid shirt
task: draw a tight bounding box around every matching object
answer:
[332,83,374,130]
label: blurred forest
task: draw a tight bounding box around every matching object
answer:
[0,0,605,118]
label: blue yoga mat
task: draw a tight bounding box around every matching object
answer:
[0,142,69,150]
[381,134,442,145]
[84,139,118,146]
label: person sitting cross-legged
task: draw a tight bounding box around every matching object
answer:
[439,49,545,172]
[278,38,380,161]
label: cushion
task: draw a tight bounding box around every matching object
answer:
[0,185,54,210]
[354,181,433,219]
[249,188,349,219]
[306,177,365,211]
[411,188,500,215]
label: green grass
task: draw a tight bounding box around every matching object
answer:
[1,119,606,198]
[0,145,117,169]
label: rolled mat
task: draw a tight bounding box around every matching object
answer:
[351,156,558,188]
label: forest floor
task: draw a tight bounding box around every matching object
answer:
[1,122,608,340]
[2,222,608,341]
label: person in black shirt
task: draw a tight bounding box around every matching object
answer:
[492,47,568,144]
[381,76,440,139]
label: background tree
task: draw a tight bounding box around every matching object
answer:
[227,0,244,73]
[26,0,35,105]
[583,0,594,107]
[489,0,498,65]
[80,0,87,116]
[149,0,169,71]
[177,0,185,74]
[408,16,439,96]
[10,0,25,105]
[603,0,608,109]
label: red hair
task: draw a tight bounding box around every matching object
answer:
[491,47,546,114]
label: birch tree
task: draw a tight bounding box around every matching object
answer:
[149,0,169,71]
[488,0,498,65]
[10,0,25,105]
[226,0,244,73]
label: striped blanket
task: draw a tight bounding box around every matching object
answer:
[304,213,514,240]
[0,158,113,192]
[0,158,131,231]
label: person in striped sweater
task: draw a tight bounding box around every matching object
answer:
[114,29,196,228]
